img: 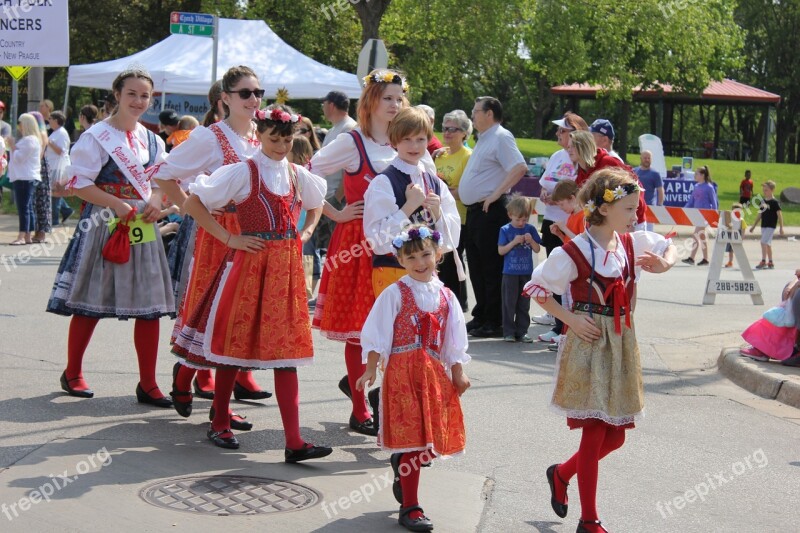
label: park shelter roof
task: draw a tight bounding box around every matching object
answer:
[551,79,781,105]
[66,18,362,99]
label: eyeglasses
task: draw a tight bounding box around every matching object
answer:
[557,127,573,135]
[443,127,463,133]
[226,88,266,100]
[296,128,310,134]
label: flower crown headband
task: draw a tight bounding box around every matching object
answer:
[362,70,410,94]
[255,107,301,124]
[391,226,442,251]
[583,182,642,216]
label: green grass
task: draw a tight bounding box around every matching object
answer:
[513,138,800,227]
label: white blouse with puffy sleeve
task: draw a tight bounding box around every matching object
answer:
[360,275,470,370]
[363,156,461,255]
[189,151,327,212]
[66,122,165,189]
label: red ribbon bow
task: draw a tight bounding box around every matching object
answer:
[417,312,442,350]
[603,279,630,335]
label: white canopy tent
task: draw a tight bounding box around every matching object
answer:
[66,18,362,99]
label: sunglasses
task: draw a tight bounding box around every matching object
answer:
[296,128,310,134]
[226,88,265,99]
[443,127,463,133]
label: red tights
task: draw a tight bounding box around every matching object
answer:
[344,341,371,421]
[553,423,626,527]
[399,450,432,520]
[66,315,164,398]
[210,368,303,449]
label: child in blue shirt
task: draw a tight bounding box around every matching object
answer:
[498,194,542,342]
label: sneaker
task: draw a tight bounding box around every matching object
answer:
[466,318,483,334]
[740,346,769,361]
[548,342,559,352]
[768,261,775,269]
[697,259,709,266]
[503,335,516,343]
[754,261,767,270]
[538,330,559,343]
[518,334,533,343]
[724,262,733,268]
[532,313,556,326]
[681,258,695,265]
[471,325,503,338]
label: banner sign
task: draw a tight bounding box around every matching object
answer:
[141,94,211,126]
[663,179,696,207]
[0,0,70,66]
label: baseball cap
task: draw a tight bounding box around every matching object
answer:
[159,109,179,126]
[322,91,349,109]
[590,119,615,140]
[0,101,5,109]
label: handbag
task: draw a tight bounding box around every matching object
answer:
[102,211,136,264]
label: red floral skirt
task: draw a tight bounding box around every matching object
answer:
[379,349,465,457]
[312,218,375,342]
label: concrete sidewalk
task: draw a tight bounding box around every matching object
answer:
[718,348,800,407]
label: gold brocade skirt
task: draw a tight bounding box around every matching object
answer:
[552,312,644,428]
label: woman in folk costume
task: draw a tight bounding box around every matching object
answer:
[357,225,470,532]
[308,69,437,436]
[524,168,676,533]
[176,105,332,461]
[154,67,272,429]
[47,69,175,405]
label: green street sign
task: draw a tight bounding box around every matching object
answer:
[170,23,213,36]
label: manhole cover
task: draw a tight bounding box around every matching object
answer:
[140,475,320,515]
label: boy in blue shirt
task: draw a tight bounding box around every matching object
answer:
[498,195,542,342]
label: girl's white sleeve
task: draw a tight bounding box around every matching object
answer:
[308,132,359,176]
[631,230,670,281]
[433,176,461,253]
[442,288,470,368]
[65,134,103,189]
[151,127,221,180]
[523,247,578,297]
[360,284,402,364]
[295,165,327,210]
[188,162,251,210]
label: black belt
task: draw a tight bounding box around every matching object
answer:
[242,230,297,240]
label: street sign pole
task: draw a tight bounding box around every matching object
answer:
[11,79,18,136]
[211,16,219,86]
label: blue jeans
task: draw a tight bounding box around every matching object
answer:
[52,197,72,224]
[13,180,36,232]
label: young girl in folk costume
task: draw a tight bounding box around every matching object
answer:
[46,69,175,405]
[309,69,437,436]
[176,105,331,461]
[524,168,676,533]
[154,66,271,421]
[357,225,470,533]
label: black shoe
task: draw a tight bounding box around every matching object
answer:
[171,362,193,417]
[390,453,403,504]
[466,318,483,334]
[209,406,253,431]
[284,443,333,463]
[470,324,503,338]
[681,258,695,265]
[233,381,272,401]
[781,354,800,367]
[349,414,378,436]
[697,259,709,266]
[338,375,352,399]
[368,387,380,433]
[546,464,569,518]
[207,427,239,449]
[60,371,94,398]
[398,505,434,532]
[136,383,173,408]
[193,377,215,400]
[60,208,74,225]
[577,519,608,533]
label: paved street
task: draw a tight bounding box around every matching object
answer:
[0,214,799,532]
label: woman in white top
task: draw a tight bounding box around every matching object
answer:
[534,112,589,341]
[153,65,271,415]
[308,69,436,436]
[5,113,42,245]
[46,69,175,406]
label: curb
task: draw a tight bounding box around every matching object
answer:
[717,348,800,408]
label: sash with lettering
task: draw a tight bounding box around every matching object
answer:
[89,122,153,201]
